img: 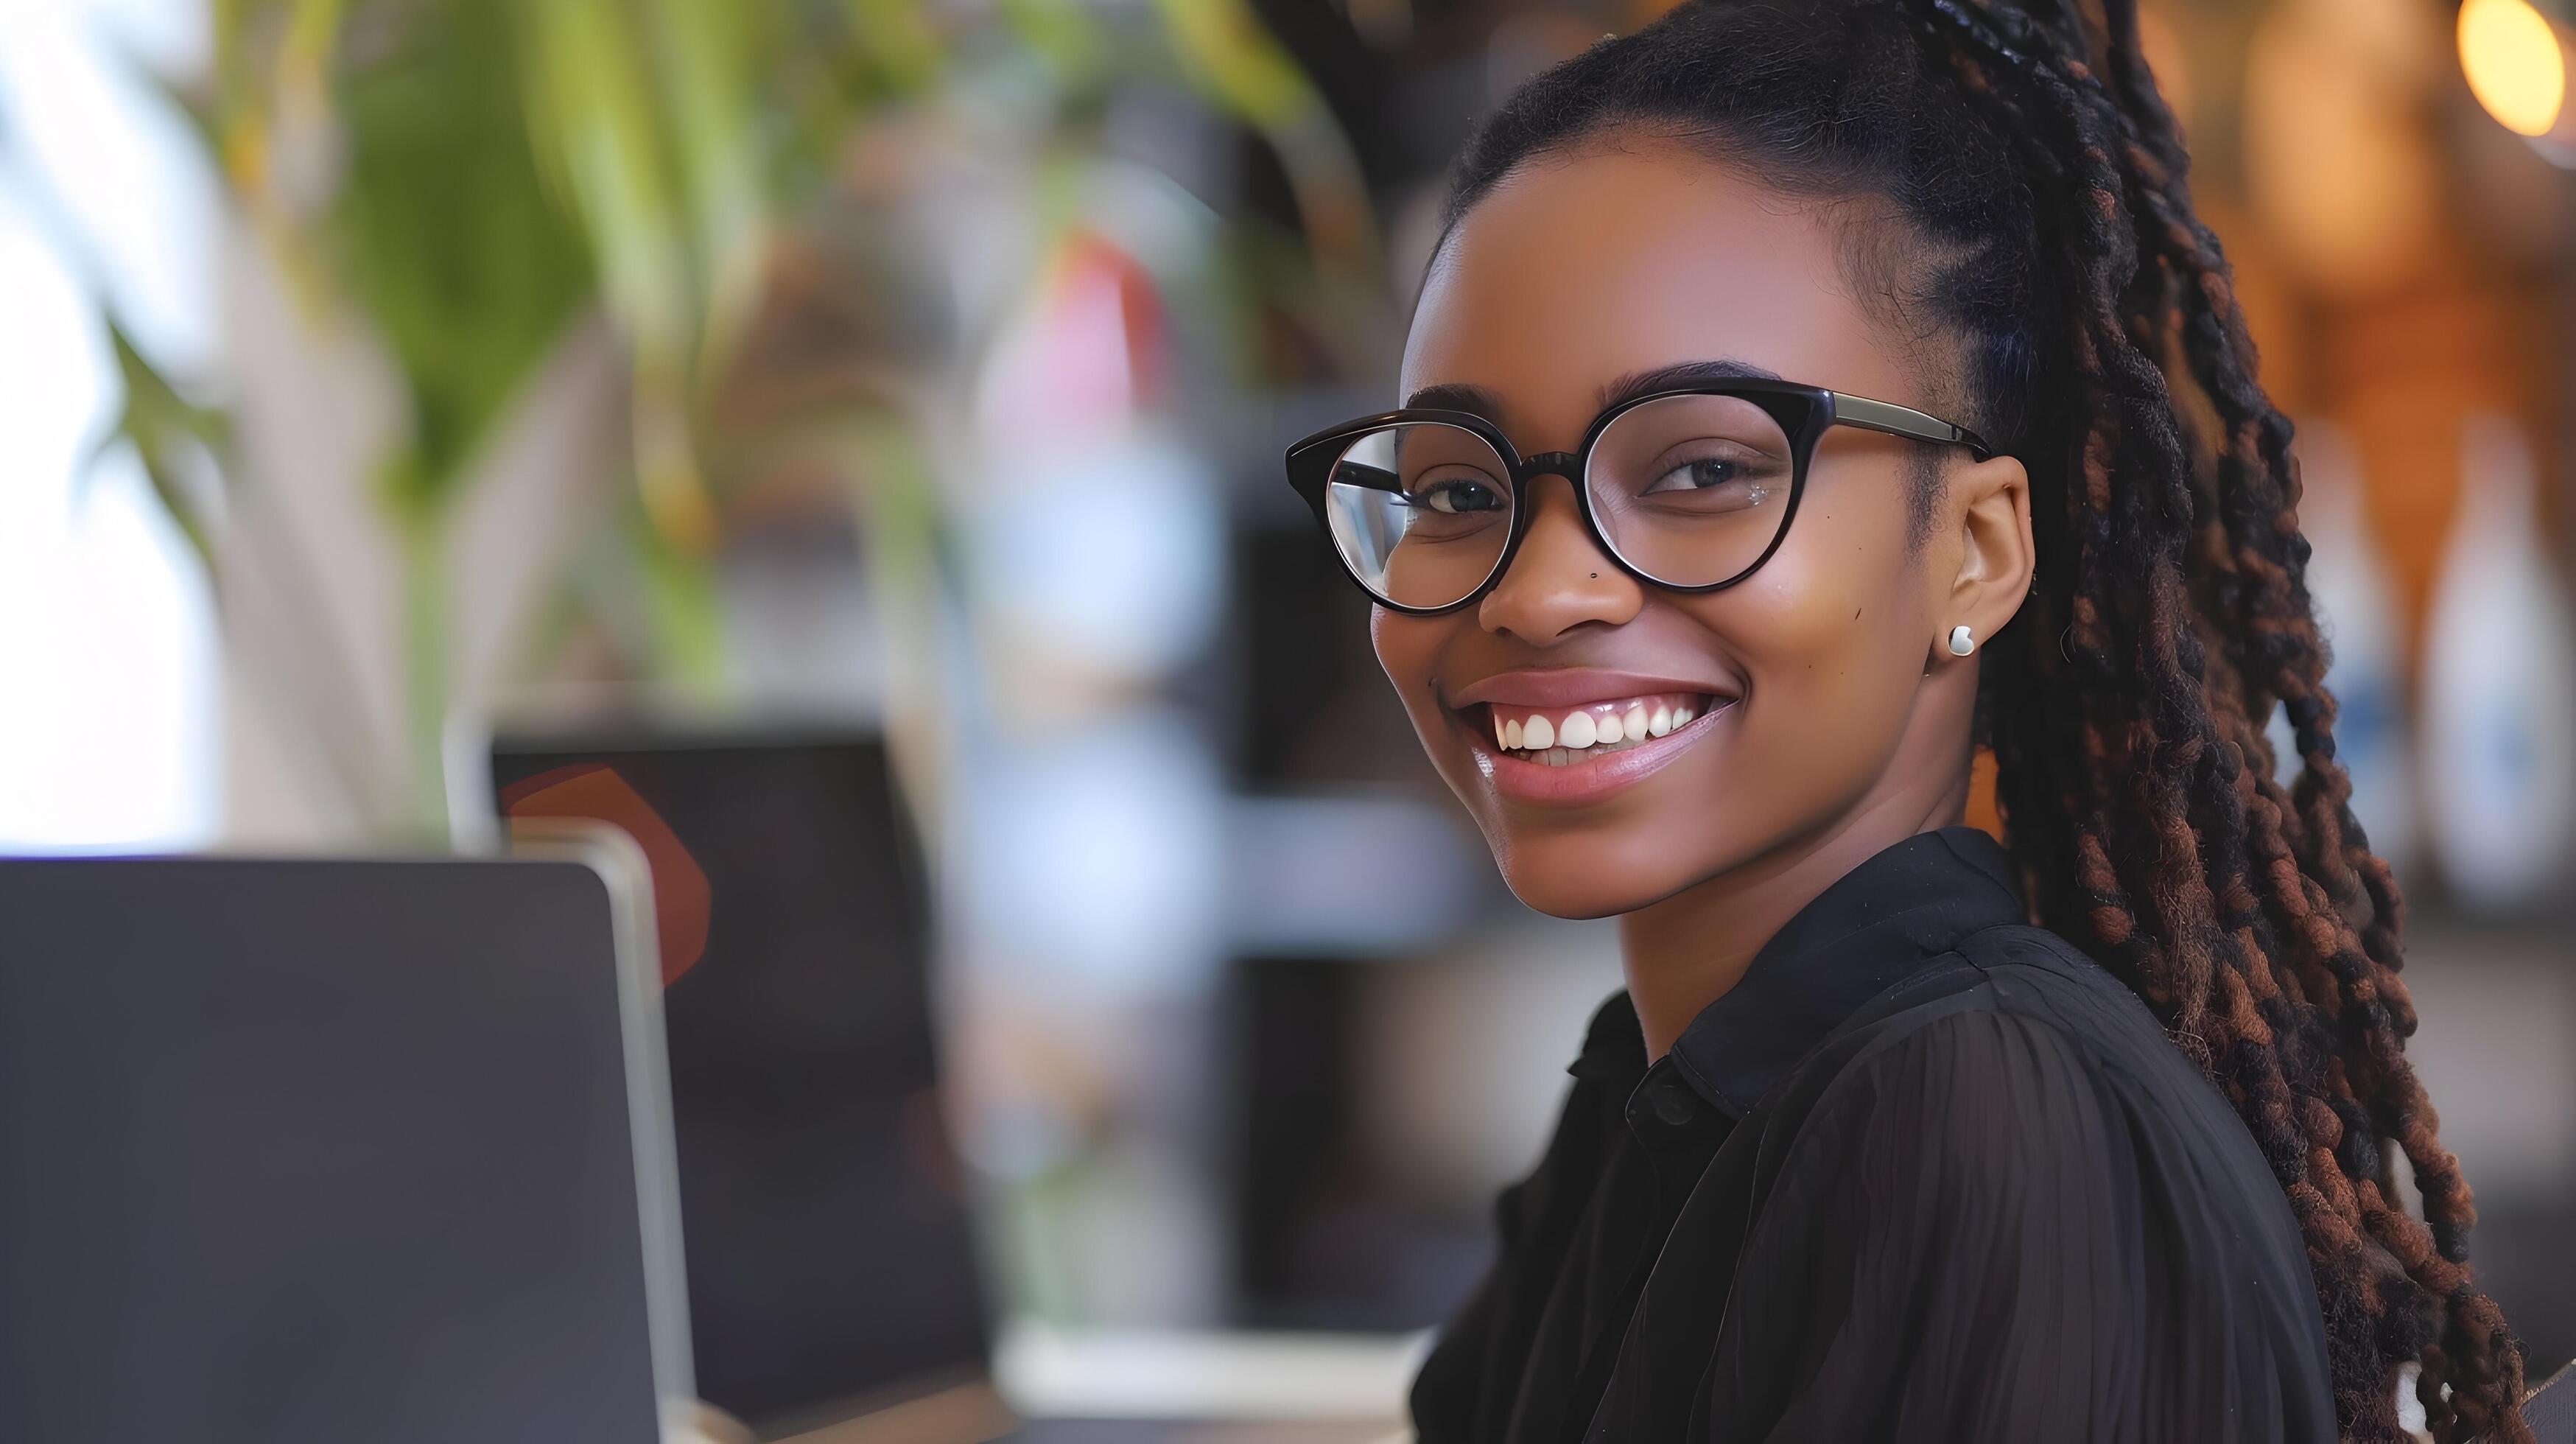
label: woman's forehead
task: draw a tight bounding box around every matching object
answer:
[1400,147,1920,439]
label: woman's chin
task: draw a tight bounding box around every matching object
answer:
[1487,840,1710,922]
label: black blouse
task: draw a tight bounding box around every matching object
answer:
[1410,825,2337,1443]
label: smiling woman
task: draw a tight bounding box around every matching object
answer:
[1370,152,2035,953]
[1282,2,2529,1443]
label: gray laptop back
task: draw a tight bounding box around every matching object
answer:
[0,851,689,1444]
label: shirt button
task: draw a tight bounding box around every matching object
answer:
[1649,1074,1699,1126]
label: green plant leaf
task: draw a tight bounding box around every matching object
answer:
[327,0,593,525]
[997,0,1107,87]
[87,319,228,563]
[1152,0,1313,130]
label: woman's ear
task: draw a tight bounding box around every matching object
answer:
[1940,452,2035,655]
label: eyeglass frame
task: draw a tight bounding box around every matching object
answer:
[1282,377,1995,617]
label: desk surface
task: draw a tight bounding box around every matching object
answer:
[768,1328,1426,1444]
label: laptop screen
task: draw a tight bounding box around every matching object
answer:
[0,855,676,1444]
[488,730,991,1429]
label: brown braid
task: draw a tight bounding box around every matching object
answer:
[1920,4,2526,1435]
[1436,1,2527,1437]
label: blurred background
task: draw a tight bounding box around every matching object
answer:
[5,0,2576,1381]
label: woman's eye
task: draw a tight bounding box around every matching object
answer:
[1643,458,1751,494]
[1629,443,1786,513]
[1405,476,1505,514]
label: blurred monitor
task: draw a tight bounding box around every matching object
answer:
[0,843,690,1444]
[1231,955,1490,1333]
[482,726,991,1434]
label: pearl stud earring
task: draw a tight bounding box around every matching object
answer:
[1947,624,1976,656]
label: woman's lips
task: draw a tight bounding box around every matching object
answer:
[1456,693,1737,806]
[1450,668,1736,709]
[1442,667,1742,806]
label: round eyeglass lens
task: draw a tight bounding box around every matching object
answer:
[1587,393,1796,588]
[1322,422,1517,609]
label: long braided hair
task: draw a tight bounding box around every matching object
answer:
[1435,1,2527,1438]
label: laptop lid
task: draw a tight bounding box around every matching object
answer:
[480,726,993,1434]
[0,840,691,1444]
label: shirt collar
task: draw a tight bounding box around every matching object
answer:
[1648,824,2026,1119]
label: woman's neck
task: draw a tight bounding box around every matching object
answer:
[1615,792,1970,1061]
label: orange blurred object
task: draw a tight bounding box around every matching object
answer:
[502,765,714,986]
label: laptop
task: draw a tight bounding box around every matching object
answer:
[470,722,1417,1443]
[0,834,693,1444]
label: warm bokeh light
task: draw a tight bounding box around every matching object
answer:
[2245,0,2443,298]
[2135,3,2192,128]
[2460,0,2567,138]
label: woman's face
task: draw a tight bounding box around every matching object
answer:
[1377,140,2032,919]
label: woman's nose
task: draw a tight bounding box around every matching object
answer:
[1476,475,1643,644]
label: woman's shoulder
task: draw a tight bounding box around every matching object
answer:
[1722,923,2338,1444]
[1778,920,2303,1238]
[1834,919,2218,1101]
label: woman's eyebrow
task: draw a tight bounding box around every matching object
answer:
[1401,359,1785,427]
[1401,380,1507,419]
[1596,358,1783,411]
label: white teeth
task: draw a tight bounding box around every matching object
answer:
[1492,695,1719,760]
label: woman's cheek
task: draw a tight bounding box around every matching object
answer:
[1369,609,1453,745]
[1368,606,1414,695]
[1689,567,1855,693]
[1695,563,1912,755]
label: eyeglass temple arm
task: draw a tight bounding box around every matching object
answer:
[1831,393,1994,461]
[1327,462,1404,494]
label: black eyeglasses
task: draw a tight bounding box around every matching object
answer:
[1283,378,1992,615]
